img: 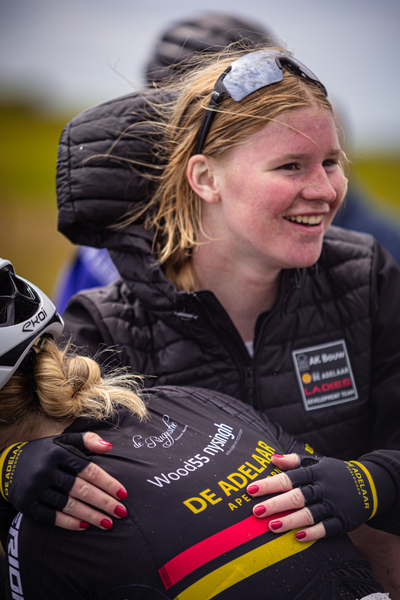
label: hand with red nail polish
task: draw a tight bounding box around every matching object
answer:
[247,453,326,542]
[53,431,129,531]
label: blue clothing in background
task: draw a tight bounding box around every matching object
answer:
[55,246,119,314]
[333,184,400,266]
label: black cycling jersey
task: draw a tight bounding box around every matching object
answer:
[5,387,383,600]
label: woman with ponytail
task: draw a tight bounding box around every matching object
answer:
[0,259,147,532]
[0,259,391,599]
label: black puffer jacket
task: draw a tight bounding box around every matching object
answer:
[58,91,400,534]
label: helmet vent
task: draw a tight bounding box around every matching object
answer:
[0,303,7,325]
[15,278,35,300]
[14,297,38,324]
[0,271,14,297]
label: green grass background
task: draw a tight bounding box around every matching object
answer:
[2,101,400,304]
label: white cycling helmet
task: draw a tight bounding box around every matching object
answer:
[0,259,64,390]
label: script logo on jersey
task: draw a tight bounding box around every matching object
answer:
[292,340,358,411]
[132,415,179,449]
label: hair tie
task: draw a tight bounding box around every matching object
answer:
[72,379,85,398]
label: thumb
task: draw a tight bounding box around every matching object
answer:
[82,432,113,454]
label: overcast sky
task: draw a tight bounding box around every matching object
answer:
[1,0,399,151]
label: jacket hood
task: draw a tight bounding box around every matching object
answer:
[56,88,173,253]
[56,88,182,305]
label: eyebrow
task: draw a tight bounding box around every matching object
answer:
[277,149,342,161]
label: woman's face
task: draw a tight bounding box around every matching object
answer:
[201,103,346,275]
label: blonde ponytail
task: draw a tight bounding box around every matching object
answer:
[0,338,147,430]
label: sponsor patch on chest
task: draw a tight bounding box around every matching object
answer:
[292,340,358,411]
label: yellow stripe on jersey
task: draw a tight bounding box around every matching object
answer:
[174,529,316,600]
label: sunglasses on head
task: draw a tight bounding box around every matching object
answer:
[194,50,327,155]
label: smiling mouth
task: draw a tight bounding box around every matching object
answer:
[285,215,324,226]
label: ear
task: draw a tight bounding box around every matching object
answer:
[187,155,220,204]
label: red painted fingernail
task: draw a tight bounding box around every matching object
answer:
[270,520,283,531]
[116,488,128,500]
[253,505,266,517]
[247,484,259,495]
[114,505,127,518]
[295,531,307,540]
[271,454,284,458]
[100,519,113,530]
[80,521,90,529]
[99,440,113,447]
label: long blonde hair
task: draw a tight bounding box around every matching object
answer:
[0,337,147,437]
[118,46,345,290]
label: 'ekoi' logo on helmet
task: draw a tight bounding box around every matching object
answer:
[22,309,47,332]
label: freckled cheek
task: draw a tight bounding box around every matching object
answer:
[247,202,278,228]
[223,179,284,223]
[223,169,253,192]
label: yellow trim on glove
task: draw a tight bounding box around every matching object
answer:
[0,442,27,501]
[350,461,378,520]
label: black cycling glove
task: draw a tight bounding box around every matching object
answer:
[0,434,92,526]
[286,456,396,537]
